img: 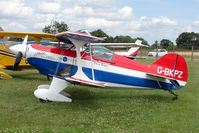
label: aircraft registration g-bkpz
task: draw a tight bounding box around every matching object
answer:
[1,30,188,102]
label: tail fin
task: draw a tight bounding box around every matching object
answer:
[148,53,188,84]
[135,40,142,46]
[127,47,140,56]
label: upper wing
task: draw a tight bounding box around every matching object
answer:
[0,31,57,44]
[91,40,149,47]
[56,31,105,43]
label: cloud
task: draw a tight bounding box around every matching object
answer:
[193,20,199,26]
[118,6,133,19]
[5,22,27,31]
[85,18,121,28]
[150,16,177,25]
[77,0,117,9]
[0,0,33,17]
[0,0,197,44]
[38,2,61,13]
[62,5,94,17]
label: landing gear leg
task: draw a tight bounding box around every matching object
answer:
[34,77,72,102]
[169,90,178,100]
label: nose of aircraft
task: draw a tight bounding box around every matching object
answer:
[9,44,26,56]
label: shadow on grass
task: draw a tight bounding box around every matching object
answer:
[5,66,34,71]
[131,94,172,102]
[67,88,102,109]
[12,73,48,81]
[67,87,172,104]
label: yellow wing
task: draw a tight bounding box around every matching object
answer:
[0,31,57,44]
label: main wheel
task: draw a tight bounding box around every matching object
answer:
[172,96,178,100]
[39,99,52,103]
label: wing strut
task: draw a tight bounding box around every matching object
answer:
[68,38,91,80]
[89,44,95,81]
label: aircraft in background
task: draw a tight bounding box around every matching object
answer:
[0,28,27,79]
[92,40,148,59]
[0,40,29,69]
[7,30,188,102]
[115,47,140,59]
[0,31,57,79]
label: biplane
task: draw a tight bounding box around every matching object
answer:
[4,30,188,102]
[0,31,57,79]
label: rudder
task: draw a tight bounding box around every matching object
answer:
[148,53,188,84]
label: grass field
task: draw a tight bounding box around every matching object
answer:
[0,58,199,133]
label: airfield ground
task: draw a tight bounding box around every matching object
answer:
[0,58,199,132]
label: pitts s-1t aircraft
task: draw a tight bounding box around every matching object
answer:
[8,30,188,102]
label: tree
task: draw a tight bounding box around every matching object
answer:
[151,40,159,49]
[42,20,69,34]
[90,29,108,37]
[90,29,114,43]
[160,39,175,50]
[114,35,133,43]
[176,32,199,50]
[90,29,150,44]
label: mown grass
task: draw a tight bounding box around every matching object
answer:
[0,59,199,133]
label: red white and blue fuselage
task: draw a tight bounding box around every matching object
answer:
[9,31,188,102]
[25,44,187,90]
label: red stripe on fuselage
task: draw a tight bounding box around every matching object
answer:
[31,44,76,57]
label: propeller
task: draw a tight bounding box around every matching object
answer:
[10,35,28,69]
[13,52,23,69]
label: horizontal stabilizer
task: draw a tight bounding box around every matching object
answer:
[66,77,105,87]
[146,73,184,90]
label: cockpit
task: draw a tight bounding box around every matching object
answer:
[84,46,114,61]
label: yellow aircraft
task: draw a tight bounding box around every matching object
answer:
[0,42,28,69]
[0,31,57,79]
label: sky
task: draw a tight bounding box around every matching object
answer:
[0,0,199,45]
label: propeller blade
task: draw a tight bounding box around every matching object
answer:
[13,52,23,69]
[22,35,28,45]
[10,35,29,69]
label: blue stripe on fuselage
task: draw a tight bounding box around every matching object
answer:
[27,57,77,76]
[82,68,179,90]
[27,57,180,90]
